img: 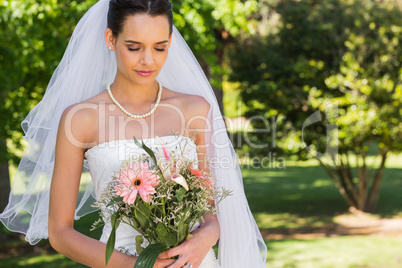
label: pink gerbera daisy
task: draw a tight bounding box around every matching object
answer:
[115,162,160,204]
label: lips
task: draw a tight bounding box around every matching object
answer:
[136,70,154,77]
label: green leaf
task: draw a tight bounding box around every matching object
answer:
[153,204,163,217]
[135,235,145,255]
[133,136,160,171]
[130,216,141,229]
[176,187,186,202]
[134,243,167,268]
[107,196,123,207]
[137,201,151,217]
[155,222,177,248]
[105,214,121,266]
[135,202,152,229]
[177,223,189,244]
[161,198,166,217]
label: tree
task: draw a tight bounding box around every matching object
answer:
[229,0,402,212]
[172,0,257,115]
[0,0,97,211]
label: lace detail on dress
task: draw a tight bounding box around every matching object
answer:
[200,249,221,268]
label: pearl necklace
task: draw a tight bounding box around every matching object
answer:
[107,81,163,119]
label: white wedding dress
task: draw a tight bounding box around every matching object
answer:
[84,135,220,267]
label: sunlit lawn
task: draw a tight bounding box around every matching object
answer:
[243,156,402,230]
[266,236,402,268]
[1,155,401,267]
[242,154,402,268]
[0,254,86,268]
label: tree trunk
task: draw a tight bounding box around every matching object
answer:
[199,29,229,117]
[357,154,368,211]
[0,139,10,212]
[320,151,389,213]
[215,37,225,117]
[319,158,358,208]
[200,59,225,117]
[365,152,388,212]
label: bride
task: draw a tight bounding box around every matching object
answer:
[0,0,267,267]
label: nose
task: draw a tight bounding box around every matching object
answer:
[141,48,154,65]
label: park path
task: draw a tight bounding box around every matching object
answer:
[262,216,402,240]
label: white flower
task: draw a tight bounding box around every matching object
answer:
[156,136,189,191]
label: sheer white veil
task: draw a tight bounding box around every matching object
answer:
[0,0,267,266]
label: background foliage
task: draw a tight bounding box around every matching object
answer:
[229,0,402,211]
[172,0,257,113]
[0,0,96,210]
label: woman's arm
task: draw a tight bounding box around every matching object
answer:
[48,105,173,268]
[192,100,220,247]
[48,105,135,267]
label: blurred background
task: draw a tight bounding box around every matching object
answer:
[0,0,401,267]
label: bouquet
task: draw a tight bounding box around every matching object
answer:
[92,135,231,268]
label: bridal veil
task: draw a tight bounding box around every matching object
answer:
[0,0,267,266]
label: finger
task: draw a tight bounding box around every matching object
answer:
[166,256,188,268]
[157,250,170,260]
[154,258,175,268]
[160,245,184,259]
[158,249,179,260]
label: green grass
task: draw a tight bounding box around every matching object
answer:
[0,254,86,268]
[242,162,402,230]
[266,236,402,268]
[1,159,401,267]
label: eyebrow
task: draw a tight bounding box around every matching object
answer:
[124,40,169,45]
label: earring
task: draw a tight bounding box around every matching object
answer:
[109,46,112,50]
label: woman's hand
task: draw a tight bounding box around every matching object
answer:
[153,258,176,268]
[158,214,220,268]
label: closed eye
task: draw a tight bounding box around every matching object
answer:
[127,48,165,52]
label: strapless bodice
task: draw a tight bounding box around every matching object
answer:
[84,135,198,201]
[84,135,220,267]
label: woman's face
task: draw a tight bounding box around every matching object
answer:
[107,13,171,85]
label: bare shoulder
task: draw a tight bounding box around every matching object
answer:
[61,92,106,125]
[61,102,98,127]
[163,87,211,118]
[162,88,211,143]
[185,94,211,118]
[59,91,108,147]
